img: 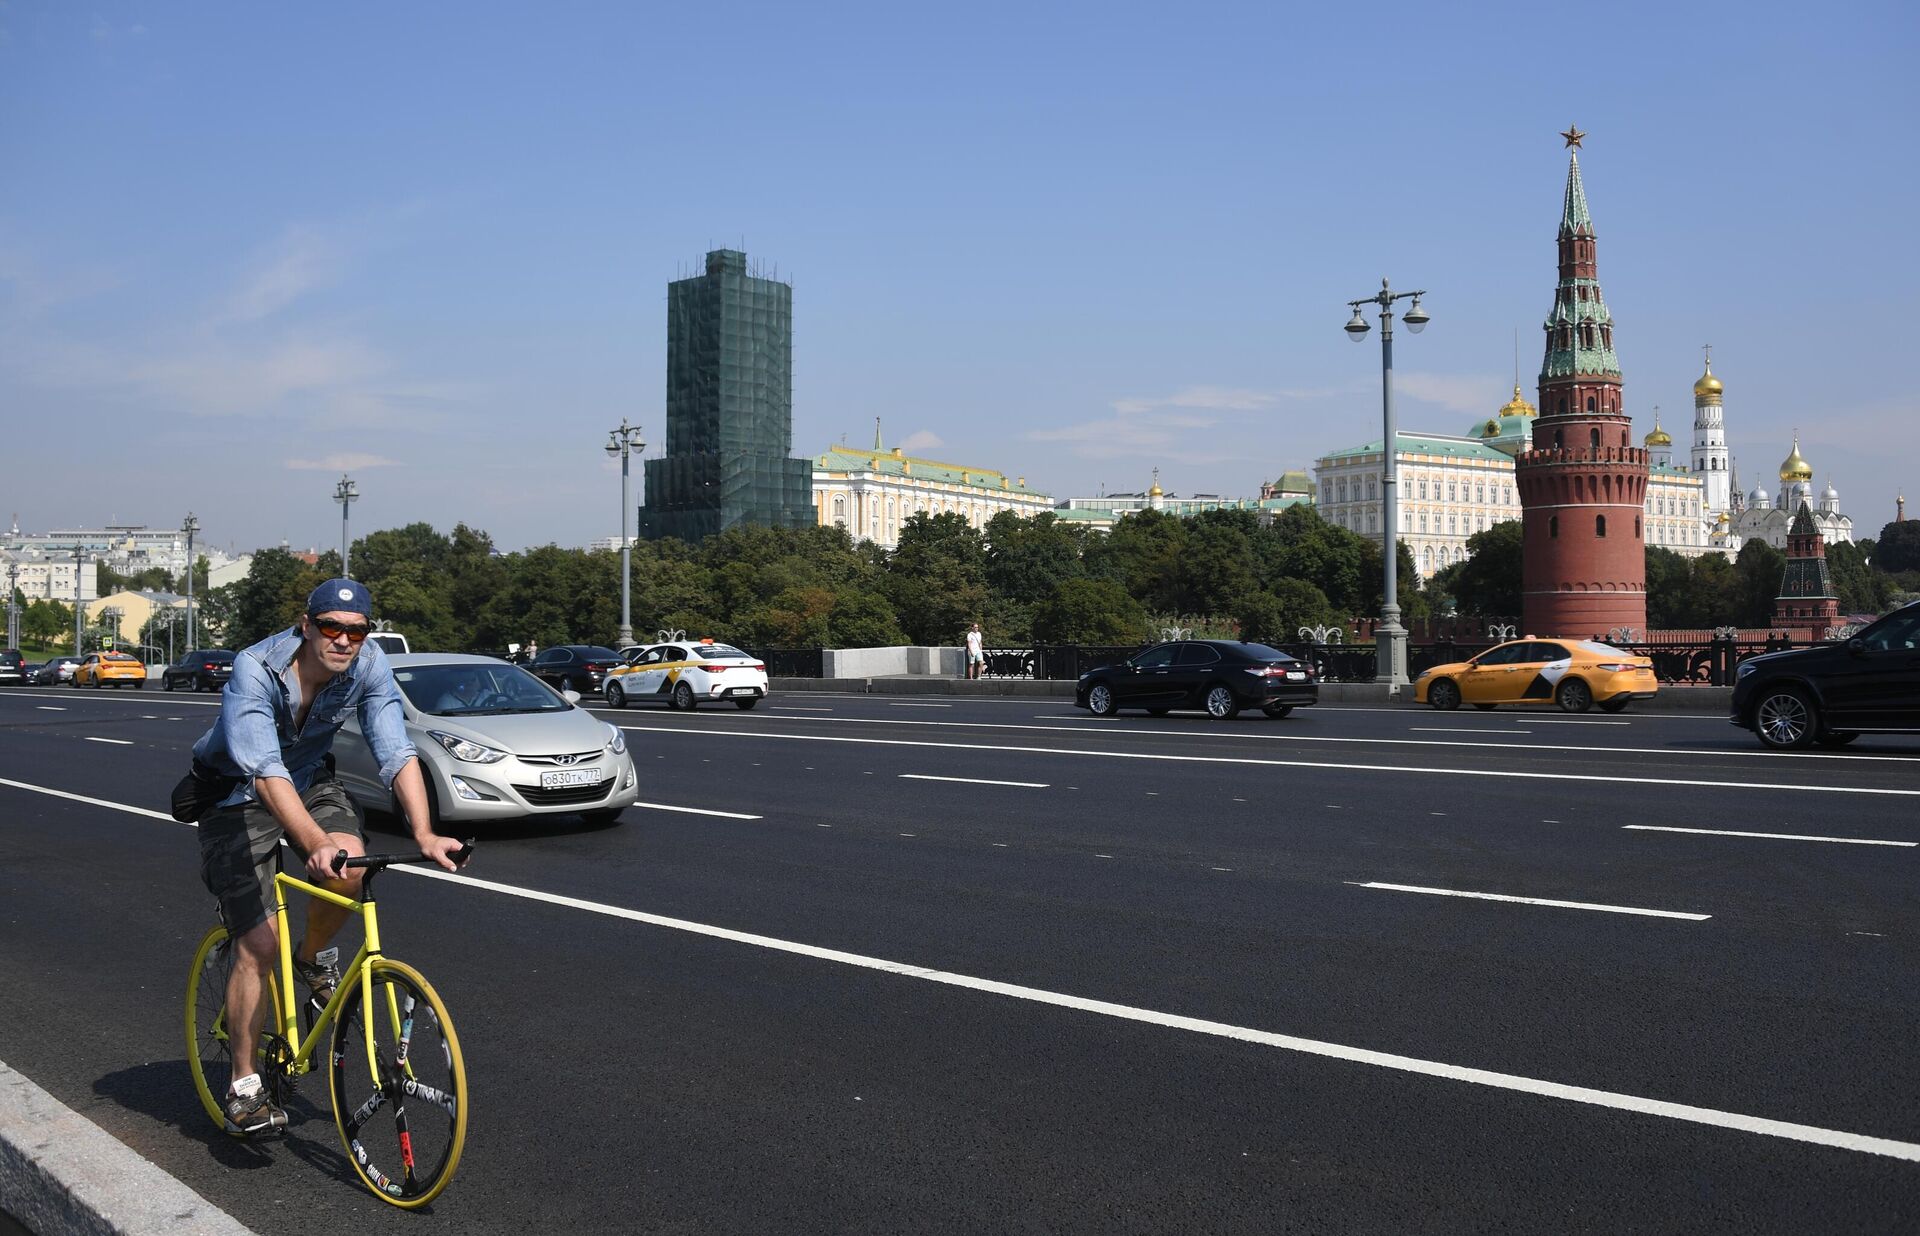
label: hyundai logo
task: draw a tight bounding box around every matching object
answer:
[552,753,579,766]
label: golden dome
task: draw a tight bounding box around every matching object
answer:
[1497,385,1536,419]
[1693,362,1723,401]
[1643,415,1672,448]
[1779,433,1813,482]
[1716,511,1732,525]
[1148,481,1164,497]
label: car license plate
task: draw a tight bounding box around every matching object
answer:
[1286,671,1306,681]
[540,768,603,789]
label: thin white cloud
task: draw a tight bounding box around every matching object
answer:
[897,429,944,452]
[1111,384,1351,416]
[1394,372,1505,415]
[219,226,340,324]
[285,453,401,472]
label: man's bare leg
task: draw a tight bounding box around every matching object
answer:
[298,831,366,966]
[225,917,278,1091]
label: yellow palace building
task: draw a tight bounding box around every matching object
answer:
[812,423,1051,550]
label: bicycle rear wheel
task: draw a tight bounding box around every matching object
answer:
[184,923,283,1134]
[328,957,468,1207]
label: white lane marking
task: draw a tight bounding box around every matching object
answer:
[675,709,1918,764]
[991,842,1009,847]
[614,724,1920,798]
[1350,882,1711,921]
[8,771,1920,1164]
[899,774,1049,788]
[1410,727,1532,735]
[1524,719,1632,726]
[631,801,763,820]
[36,706,66,711]
[888,702,953,708]
[1624,825,1917,848]
[141,715,158,719]
[0,690,220,709]
[83,736,134,746]
[774,706,835,712]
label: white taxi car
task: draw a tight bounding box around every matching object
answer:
[604,640,769,711]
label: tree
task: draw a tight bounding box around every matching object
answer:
[1235,580,1338,644]
[1825,540,1893,616]
[1643,546,1696,629]
[882,513,989,644]
[1873,520,1920,573]
[1440,520,1523,617]
[1733,539,1787,629]
[984,511,1086,608]
[226,548,327,646]
[23,598,68,647]
[1031,578,1147,645]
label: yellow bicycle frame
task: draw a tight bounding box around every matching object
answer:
[266,869,404,1088]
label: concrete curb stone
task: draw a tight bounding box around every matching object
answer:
[0,1060,253,1236]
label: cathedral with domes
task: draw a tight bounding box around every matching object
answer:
[1721,430,1852,551]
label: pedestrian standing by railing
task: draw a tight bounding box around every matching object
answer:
[964,622,984,680]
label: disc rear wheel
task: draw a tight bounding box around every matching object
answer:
[329,958,467,1207]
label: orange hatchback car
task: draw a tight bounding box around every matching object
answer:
[1414,638,1656,714]
[72,651,147,689]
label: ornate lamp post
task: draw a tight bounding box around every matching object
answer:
[1344,278,1429,687]
[333,475,359,578]
[605,418,646,648]
[182,511,199,653]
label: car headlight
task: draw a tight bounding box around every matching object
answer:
[605,724,626,755]
[428,729,508,763]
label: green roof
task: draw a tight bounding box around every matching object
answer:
[1648,463,1700,480]
[1321,432,1511,463]
[813,444,1044,495]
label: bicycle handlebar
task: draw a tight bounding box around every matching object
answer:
[331,841,474,876]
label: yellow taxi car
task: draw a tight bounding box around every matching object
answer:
[603,639,770,711]
[1413,638,1656,714]
[72,651,148,689]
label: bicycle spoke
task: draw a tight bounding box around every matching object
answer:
[329,960,465,1205]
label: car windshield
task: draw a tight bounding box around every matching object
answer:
[695,644,750,659]
[103,652,138,662]
[394,663,570,716]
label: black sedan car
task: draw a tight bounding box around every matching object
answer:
[528,644,623,696]
[161,648,235,692]
[1075,640,1318,719]
[1731,599,1920,749]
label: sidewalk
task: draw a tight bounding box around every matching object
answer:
[0,1059,252,1236]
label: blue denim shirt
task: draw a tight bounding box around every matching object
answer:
[191,626,418,809]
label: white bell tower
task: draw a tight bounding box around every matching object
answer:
[1690,345,1731,515]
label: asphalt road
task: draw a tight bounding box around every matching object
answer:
[2,684,1917,1233]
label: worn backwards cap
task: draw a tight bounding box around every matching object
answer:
[306,578,372,619]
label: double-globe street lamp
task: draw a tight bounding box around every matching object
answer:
[605,419,646,649]
[1344,278,1429,687]
[333,475,359,578]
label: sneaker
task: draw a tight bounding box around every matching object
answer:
[224,1085,287,1136]
[294,947,341,1005]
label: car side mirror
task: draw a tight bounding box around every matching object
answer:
[563,689,582,704]
[1848,638,1866,656]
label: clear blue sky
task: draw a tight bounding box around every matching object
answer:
[3,1,1915,554]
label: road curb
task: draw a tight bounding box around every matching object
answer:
[769,677,1735,712]
[0,1059,253,1236]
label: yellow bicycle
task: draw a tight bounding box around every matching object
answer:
[184,845,472,1207]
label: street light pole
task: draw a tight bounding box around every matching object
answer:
[606,419,647,649]
[72,545,86,654]
[182,511,199,653]
[333,475,359,578]
[5,562,17,651]
[1344,278,1430,688]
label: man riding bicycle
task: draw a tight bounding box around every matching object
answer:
[180,579,464,1134]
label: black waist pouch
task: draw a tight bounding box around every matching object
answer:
[170,761,240,823]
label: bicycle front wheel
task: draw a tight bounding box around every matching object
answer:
[328,957,468,1207]
[184,923,282,1134]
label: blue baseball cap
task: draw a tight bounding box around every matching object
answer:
[306,578,372,620]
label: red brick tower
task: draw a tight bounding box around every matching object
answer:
[1516,128,1649,637]
[1773,503,1841,640]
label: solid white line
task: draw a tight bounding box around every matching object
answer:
[83,737,134,746]
[1524,719,1632,726]
[37,706,66,711]
[773,706,835,712]
[1350,881,1711,921]
[1409,727,1531,735]
[0,777,175,820]
[631,801,763,820]
[899,774,1049,788]
[6,771,1918,1164]
[0,690,220,709]
[614,724,1920,797]
[1624,825,1917,848]
[888,702,953,708]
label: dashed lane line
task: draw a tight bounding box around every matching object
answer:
[899,774,1049,788]
[83,736,134,746]
[612,723,1920,798]
[1624,825,1917,848]
[5,770,1919,1163]
[1350,882,1711,921]
[632,801,764,820]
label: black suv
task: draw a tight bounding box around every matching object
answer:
[529,645,622,696]
[0,649,24,686]
[1075,639,1318,719]
[1731,600,1920,749]
[161,649,235,692]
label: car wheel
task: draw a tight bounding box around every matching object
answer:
[1754,687,1818,751]
[132,681,143,690]
[1262,704,1293,718]
[605,681,627,708]
[1086,683,1118,717]
[1427,679,1461,711]
[1204,684,1240,720]
[93,675,103,689]
[1815,731,1858,748]
[672,681,697,711]
[1555,678,1592,714]
[162,674,174,691]
[734,697,759,710]
[1599,698,1630,714]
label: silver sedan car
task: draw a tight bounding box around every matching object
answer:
[334,654,640,826]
